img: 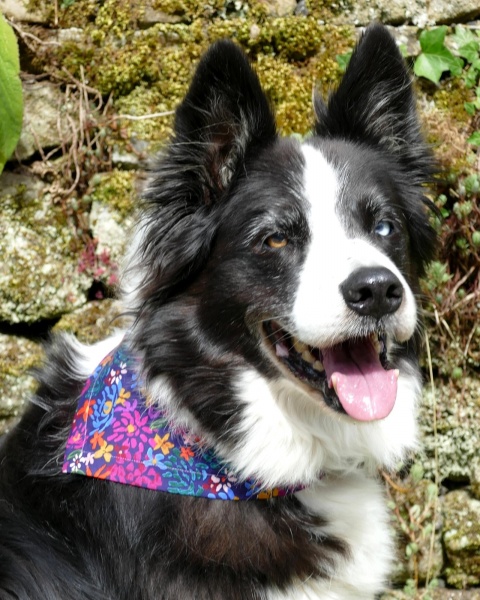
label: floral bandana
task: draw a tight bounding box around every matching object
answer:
[63,342,300,500]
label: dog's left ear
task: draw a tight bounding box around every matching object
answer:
[173,40,277,204]
[314,24,431,182]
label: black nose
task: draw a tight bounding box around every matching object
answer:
[340,267,403,319]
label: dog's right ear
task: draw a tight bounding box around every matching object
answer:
[171,40,277,204]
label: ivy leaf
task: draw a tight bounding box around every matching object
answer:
[467,131,480,145]
[0,13,23,174]
[457,41,480,64]
[465,101,476,115]
[414,27,464,83]
[451,25,477,50]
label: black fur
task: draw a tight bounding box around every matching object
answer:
[0,25,435,599]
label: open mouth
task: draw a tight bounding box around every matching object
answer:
[262,320,399,422]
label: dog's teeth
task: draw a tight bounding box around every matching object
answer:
[394,369,400,379]
[275,342,289,358]
[331,374,339,393]
[293,338,308,354]
[301,349,315,364]
[371,334,381,353]
[313,360,324,372]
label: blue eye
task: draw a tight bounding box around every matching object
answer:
[375,220,394,237]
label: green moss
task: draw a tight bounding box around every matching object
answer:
[0,173,91,323]
[256,54,311,134]
[2,174,69,232]
[53,299,128,344]
[28,1,355,141]
[432,81,472,125]
[114,85,175,142]
[0,334,42,433]
[149,0,224,22]
[443,490,480,588]
[304,0,355,21]
[90,170,137,219]
[25,0,55,24]
[56,0,142,31]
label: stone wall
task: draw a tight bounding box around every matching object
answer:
[0,1,479,597]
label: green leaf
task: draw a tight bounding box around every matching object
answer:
[336,51,352,73]
[419,26,449,52]
[467,131,480,145]
[0,13,23,174]
[463,67,478,88]
[457,41,480,63]
[414,27,464,83]
[452,25,477,50]
[465,101,477,115]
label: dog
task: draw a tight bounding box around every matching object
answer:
[0,24,436,600]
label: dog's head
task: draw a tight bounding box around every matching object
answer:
[125,25,436,482]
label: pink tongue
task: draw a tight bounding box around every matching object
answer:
[322,339,398,422]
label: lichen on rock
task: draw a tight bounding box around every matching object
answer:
[443,489,480,588]
[14,80,73,162]
[419,378,480,484]
[53,298,129,345]
[0,170,91,323]
[88,170,138,286]
[0,333,43,435]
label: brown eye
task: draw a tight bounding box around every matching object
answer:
[265,232,288,249]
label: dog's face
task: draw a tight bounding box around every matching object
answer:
[127,25,436,482]
[199,136,423,423]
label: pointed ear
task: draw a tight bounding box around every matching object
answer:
[134,42,276,306]
[173,40,277,204]
[315,24,431,180]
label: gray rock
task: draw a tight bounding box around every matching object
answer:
[56,28,85,44]
[0,0,49,23]
[428,0,480,24]
[331,0,429,26]
[53,299,129,344]
[88,170,138,288]
[419,377,480,484]
[443,490,480,588]
[111,141,150,170]
[257,0,297,16]
[471,458,480,501]
[389,25,421,56]
[14,80,71,162]
[331,0,480,26]
[0,171,91,323]
[89,200,135,284]
[0,334,42,435]
[140,5,184,25]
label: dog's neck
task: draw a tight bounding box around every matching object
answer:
[63,340,302,500]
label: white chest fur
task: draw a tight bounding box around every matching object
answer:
[267,473,394,600]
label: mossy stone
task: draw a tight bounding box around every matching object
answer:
[443,490,480,588]
[0,333,43,434]
[419,378,480,483]
[0,171,91,323]
[53,299,129,344]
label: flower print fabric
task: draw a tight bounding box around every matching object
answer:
[63,342,300,500]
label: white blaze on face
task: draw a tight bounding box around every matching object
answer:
[292,144,418,348]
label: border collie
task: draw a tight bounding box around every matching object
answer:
[0,24,436,600]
